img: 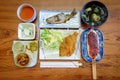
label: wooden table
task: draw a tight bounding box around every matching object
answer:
[0,0,120,80]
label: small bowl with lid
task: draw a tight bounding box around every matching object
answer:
[81,1,108,27]
[17,3,36,22]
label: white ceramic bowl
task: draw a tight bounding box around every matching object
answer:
[18,23,35,40]
[17,3,36,22]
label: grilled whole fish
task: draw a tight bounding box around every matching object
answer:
[46,9,77,24]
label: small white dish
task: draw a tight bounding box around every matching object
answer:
[38,10,81,28]
[12,40,38,67]
[17,3,36,22]
[18,23,35,40]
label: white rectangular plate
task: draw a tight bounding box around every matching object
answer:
[39,29,83,60]
[38,10,80,28]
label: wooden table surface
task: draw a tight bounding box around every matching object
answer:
[0,0,120,80]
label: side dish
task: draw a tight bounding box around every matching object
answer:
[12,41,38,67]
[18,23,35,40]
[16,53,30,67]
[81,1,108,27]
[17,3,36,22]
[12,42,25,53]
[27,41,38,53]
[20,6,34,20]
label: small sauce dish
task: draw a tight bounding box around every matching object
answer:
[17,3,36,22]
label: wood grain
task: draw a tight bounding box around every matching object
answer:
[0,0,120,80]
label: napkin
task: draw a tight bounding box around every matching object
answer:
[40,61,82,68]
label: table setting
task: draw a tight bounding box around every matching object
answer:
[11,0,109,80]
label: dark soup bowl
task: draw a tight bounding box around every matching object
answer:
[81,1,108,27]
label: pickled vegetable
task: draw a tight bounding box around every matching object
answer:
[27,41,38,53]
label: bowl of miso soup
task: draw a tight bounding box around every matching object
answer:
[81,1,108,27]
[17,3,36,22]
